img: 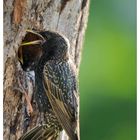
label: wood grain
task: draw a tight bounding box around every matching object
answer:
[13,0,26,25]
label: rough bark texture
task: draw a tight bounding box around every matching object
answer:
[3,0,90,139]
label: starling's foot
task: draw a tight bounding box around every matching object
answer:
[5,84,33,115]
[24,91,33,115]
[17,77,33,116]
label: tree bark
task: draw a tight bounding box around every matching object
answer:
[3,0,90,140]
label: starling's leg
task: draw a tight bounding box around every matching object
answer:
[23,90,33,114]
[17,77,33,115]
[5,84,33,115]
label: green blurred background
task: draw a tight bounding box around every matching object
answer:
[80,0,136,140]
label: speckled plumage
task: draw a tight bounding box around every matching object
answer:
[19,31,79,140]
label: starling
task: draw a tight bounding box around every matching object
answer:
[18,30,79,140]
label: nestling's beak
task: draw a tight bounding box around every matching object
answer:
[21,30,45,46]
[21,40,42,46]
[18,45,24,64]
[18,30,45,65]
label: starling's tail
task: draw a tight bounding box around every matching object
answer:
[19,125,59,140]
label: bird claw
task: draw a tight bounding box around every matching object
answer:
[24,91,33,116]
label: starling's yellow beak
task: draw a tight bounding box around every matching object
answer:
[21,40,42,46]
[21,30,45,46]
[26,30,45,41]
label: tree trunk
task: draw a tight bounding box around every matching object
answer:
[3,0,90,140]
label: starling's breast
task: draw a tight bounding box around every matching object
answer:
[35,61,52,113]
[34,58,62,130]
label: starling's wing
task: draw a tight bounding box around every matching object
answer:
[19,125,58,140]
[43,62,78,140]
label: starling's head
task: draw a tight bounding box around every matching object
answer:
[40,31,70,60]
[18,30,70,71]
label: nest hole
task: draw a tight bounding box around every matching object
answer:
[17,31,43,70]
